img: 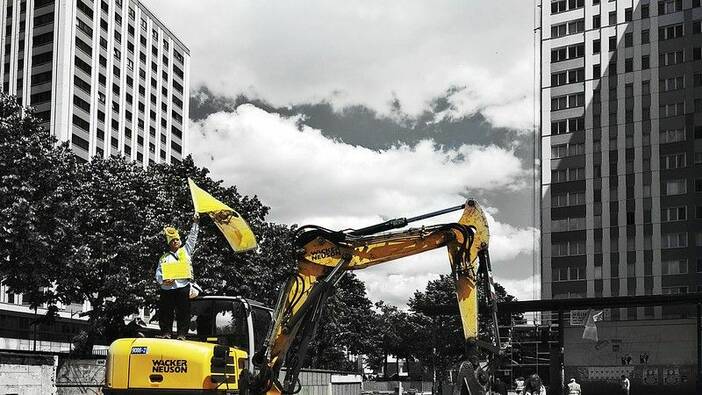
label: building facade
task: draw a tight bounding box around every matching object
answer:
[539,0,702,319]
[0,0,189,353]
[0,0,190,163]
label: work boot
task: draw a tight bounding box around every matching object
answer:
[177,335,186,341]
[156,333,171,339]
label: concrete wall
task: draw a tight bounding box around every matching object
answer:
[564,318,696,366]
[1,354,360,395]
[0,352,58,395]
[564,318,698,394]
[56,358,105,395]
[288,369,362,395]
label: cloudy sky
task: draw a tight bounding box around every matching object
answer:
[143,0,539,305]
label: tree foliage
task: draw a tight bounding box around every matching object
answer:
[0,94,370,363]
[0,95,80,307]
[0,93,519,376]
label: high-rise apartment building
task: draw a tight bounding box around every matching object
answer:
[539,0,702,319]
[0,0,190,163]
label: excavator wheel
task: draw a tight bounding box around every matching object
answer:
[453,360,488,395]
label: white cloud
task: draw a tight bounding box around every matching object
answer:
[494,275,541,303]
[190,105,536,305]
[143,0,534,131]
[191,104,528,227]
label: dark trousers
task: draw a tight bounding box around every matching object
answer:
[159,285,190,336]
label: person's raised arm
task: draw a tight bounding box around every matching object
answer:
[184,213,200,255]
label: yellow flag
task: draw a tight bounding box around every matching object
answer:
[188,178,257,253]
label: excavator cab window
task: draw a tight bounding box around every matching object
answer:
[190,300,214,340]
[214,300,249,350]
[251,306,272,351]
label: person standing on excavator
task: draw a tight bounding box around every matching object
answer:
[155,213,199,339]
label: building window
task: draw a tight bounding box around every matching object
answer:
[551,0,567,14]
[662,286,687,295]
[660,103,685,118]
[665,179,687,195]
[551,191,585,208]
[593,64,601,78]
[660,50,684,66]
[77,0,93,19]
[551,240,586,257]
[76,18,93,36]
[641,29,649,45]
[608,11,616,25]
[662,206,687,222]
[661,153,686,169]
[660,129,685,143]
[553,266,586,281]
[608,36,616,51]
[551,142,584,158]
[642,4,649,18]
[624,32,633,47]
[624,8,632,21]
[141,18,147,31]
[641,55,649,70]
[552,216,586,232]
[593,39,600,54]
[551,92,584,111]
[659,23,684,41]
[659,0,683,15]
[551,167,585,183]
[662,259,688,275]
[661,232,688,248]
[72,114,90,131]
[593,15,600,29]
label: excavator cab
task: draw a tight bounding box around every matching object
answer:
[189,296,273,366]
[103,296,272,394]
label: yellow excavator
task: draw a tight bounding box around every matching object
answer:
[103,200,503,395]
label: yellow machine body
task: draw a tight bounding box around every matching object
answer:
[104,337,245,393]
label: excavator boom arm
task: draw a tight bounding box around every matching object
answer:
[250,201,496,395]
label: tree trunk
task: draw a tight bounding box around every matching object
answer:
[384,348,388,379]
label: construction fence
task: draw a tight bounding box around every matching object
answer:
[0,351,363,395]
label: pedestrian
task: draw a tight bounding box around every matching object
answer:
[522,374,546,395]
[515,376,525,393]
[155,213,199,339]
[492,377,507,395]
[619,375,630,395]
[567,378,581,395]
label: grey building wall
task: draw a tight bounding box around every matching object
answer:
[0,0,190,165]
[540,0,702,320]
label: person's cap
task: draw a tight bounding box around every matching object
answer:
[164,226,180,244]
[570,378,576,382]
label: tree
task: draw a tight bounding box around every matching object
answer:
[304,273,377,371]
[0,94,80,308]
[0,96,380,365]
[407,274,520,388]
